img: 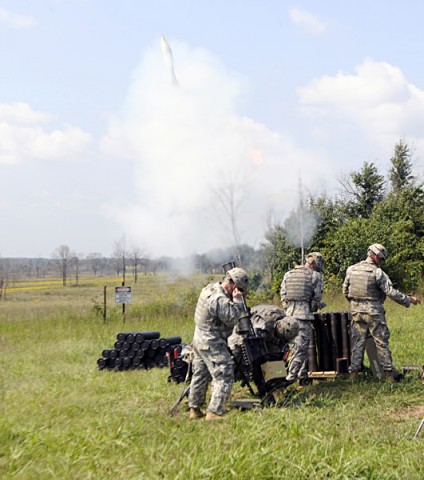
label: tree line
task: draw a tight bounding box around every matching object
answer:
[261,140,424,294]
[1,140,422,295]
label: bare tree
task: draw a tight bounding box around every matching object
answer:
[209,179,244,266]
[70,253,83,286]
[112,236,129,284]
[52,245,74,286]
[35,257,44,278]
[0,257,8,299]
[111,256,122,277]
[87,252,104,276]
[128,245,145,284]
[142,256,152,274]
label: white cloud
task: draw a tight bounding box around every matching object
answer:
[297,59,424,153]
[101,40,333,257]
[0,102,53,125]
[289,8,327,35]
[0,102,92,165]
[0,7,35,27]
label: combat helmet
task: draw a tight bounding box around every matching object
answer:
[226,267,249,292]
[306,252,325,272]
[275,316,300,342]
[368,243,388,261]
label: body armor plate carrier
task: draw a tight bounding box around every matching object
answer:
[348,262,385,302]
[285,267,313,302]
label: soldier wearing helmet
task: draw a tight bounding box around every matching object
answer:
[306,252,325,273]
[225,267,250,293]
[280,252,326,385]
[188,267,249,421]
[228,304,299,364]
[343,243,420,382]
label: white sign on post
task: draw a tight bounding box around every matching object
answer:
[115,286,132,304]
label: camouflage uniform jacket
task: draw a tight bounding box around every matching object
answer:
[193,282,243,347]
[228,304,286,355]
[280,267,324,320]
[343,260,411,315]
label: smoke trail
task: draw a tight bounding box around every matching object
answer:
[283,175,318,259]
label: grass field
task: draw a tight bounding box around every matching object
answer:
[1,274,423,479]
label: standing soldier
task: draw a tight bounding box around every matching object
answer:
[343,243,420,381]
[188,267,249,421]
[280,252,325,385]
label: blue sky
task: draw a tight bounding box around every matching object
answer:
[1,1,423,259]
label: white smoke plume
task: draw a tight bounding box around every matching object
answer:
[101,39,331,258]
[283,176,318,254]
[284,208,318,249]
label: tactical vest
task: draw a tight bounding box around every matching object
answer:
[347,261,385,302]
[284,267,313,302]
[194,283,225,331]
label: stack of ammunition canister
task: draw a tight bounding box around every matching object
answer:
[308,312,352,374]
[97,331,182,371]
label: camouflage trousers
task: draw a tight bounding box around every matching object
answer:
[286,320,313,382]
[349,311,393,372]
[188,341,234,415]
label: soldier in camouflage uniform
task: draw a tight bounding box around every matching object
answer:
[188,267,249,421]
[280,252,325,384]
[343,243,420,381]
[228,304,299,363]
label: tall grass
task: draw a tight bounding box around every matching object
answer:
[1,275,423,479]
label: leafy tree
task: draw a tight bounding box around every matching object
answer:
[308,195,349,251]
[389,140,415,192]
[371,185,424,290]
[339,161,385,218]
[321,181,424,291]
[321,217,373,285]
[261,224,299,294]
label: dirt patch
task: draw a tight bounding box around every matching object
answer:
[388,405,424,419]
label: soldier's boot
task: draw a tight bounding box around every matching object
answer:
[189,408,205,420]
[282,377,295,387]
[298,377,312,387]
[387,370,404,383]
[349,371,359,381]
[205,412,223,421]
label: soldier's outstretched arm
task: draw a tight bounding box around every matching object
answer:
[376,269,419,307]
